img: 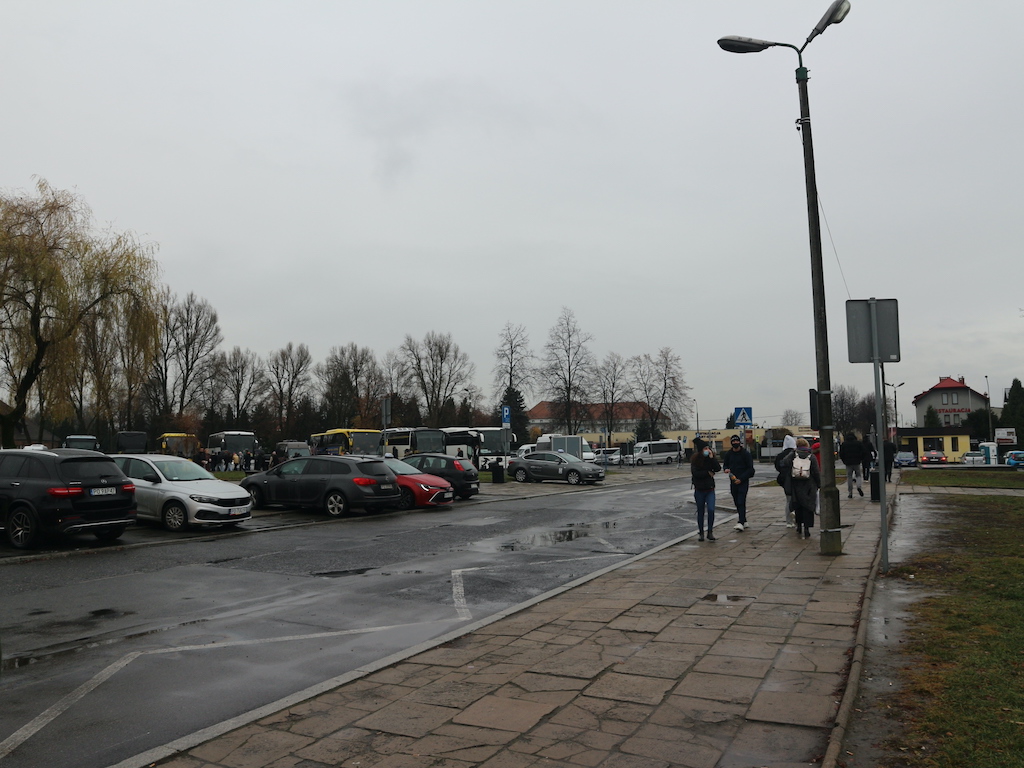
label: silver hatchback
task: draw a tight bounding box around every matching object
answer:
[112,454,252,532]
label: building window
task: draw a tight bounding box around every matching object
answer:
[952,393,959,404]
[953,413,961,425]
[952,436,960,452]
[944,414,951,425]
[942,393,949,404]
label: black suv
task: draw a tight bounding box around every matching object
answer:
[240,455,401,516]
[0,448,137,549]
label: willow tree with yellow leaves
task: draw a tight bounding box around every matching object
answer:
[0,180,162,448]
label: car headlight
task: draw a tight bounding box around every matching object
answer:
[189,494,219,504]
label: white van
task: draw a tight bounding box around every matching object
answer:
[517,444,537,459]
[633,439,683,465]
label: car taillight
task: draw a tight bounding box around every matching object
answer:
[122,482,135,493]
[353,477,378,486]
[48,486,84,497]
[453,461,466,471]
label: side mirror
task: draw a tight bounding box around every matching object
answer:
[143,473,160,483]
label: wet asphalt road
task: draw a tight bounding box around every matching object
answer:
[0,472,722,768]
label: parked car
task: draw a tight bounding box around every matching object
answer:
[894,451,917,467]
[381,457,454,510]
[961,451,985,466]
[0,448,136,549]
[507,451,606,485]
[401,453,480,499]
[920,450,948,465]
[240,455,400,516]
[1005,451,1024,467]
[111,454,252,531]
[593,448,622,466]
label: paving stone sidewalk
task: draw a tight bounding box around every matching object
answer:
[150,483,886,768]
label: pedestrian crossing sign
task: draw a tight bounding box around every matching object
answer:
[733,407,753,427]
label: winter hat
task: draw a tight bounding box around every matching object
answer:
[692,437,708,451]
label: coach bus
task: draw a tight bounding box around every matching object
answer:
[207,430,260,457]
[309,428,382,456]
[442,426,516,468]
[158,432,199,456]
[380,427,446,459]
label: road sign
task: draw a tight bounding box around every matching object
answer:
[501,405,511,429]
[846,298,900,363]
[733,407,753,427]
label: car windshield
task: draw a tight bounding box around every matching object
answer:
[58,457,124,482]
[384,458,422,475]
[897,452,914,458]
[152,459,215,481]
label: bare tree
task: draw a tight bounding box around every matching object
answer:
[266,342,313,435]
[781,409,803,427]
[593,352,630,438]
[540,307,594,434]
[832,384,860,437]
[314,343,385,429]
[492,322,534,403]
[401,331,475,428]
[223,346,267,421]
[629,348,689,434]
[170,292,223,416]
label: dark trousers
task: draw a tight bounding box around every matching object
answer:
[694,489,716,533]
[729,480,749,524]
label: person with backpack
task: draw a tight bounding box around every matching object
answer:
[782,437,820,538]
[838,432,866,498]
[690,437,721,541]
[723,434,755,531]
[774,434,798,528]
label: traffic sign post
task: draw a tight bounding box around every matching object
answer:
[733,407,753,428]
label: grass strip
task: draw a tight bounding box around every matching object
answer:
[899,469,1024,489]
[884,495,1024,767]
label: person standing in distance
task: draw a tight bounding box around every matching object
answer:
[690,437,721,541]
[783,437,820,538]
[723,434,755,531]
[838,432,866,498]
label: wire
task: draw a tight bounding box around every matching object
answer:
[817,194,851,299]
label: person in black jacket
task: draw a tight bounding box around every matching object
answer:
[723,434,755,531]
[782,438,821,538]
[690,437,721,541]
[838,432,866,498]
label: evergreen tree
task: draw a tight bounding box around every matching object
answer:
[498,386,530,448]
[1000,379,1024,445]
[924,405,942,428]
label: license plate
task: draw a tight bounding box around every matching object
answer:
[443,491,454,499]
[380,483,394,490]
[90,487,116,496]
[230,507,247,516]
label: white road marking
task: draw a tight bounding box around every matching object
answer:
[451,567,482,621]
[593,537,623,552]
[0,622,424,760]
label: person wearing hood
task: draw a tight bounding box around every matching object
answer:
[782,438,820,538]
[690,437,721,541]
[774,434,798,528]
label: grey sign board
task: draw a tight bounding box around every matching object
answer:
[846,298,900,364]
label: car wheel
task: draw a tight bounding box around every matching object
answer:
[514,468,529,483]
[94,525,127,542]
[636,459,644,466]
[566,470,582,485]
[162,502,189,532]
[397,488,416,511]
[248,487,264,510]
[324,491,349,518]
[7,508,39,549]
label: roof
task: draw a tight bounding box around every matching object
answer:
[526,401,664,422]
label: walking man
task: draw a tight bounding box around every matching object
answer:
[839,432,866,498]
[723,434,755,531]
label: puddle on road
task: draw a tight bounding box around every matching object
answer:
[465,521,619,553]
[701,593,756,604]
[315,568,424,578]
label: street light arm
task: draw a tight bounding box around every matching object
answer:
[806,0,851,46]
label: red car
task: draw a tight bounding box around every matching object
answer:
[920,450,948,465]
[383,458,455,510]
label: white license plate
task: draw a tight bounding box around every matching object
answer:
[90,487,116,496]
[443,491,454,499]
[230,507,247,516]
[380,483,394,490]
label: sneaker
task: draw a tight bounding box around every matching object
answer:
[848,492,853,499]
[707,532,716,541]
[858,487,864,497]
[698,532,705,542]
[734,523,744,532]
[786,522,795,528]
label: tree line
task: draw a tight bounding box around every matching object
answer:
[0,183,693,449]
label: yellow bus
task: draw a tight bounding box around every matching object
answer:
[309,428,382,456]
[158,432,198,456]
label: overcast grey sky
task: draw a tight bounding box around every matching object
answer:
[3,2,1020,428]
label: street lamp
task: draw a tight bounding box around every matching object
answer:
[885,381,904,429]
[718,0,851,556]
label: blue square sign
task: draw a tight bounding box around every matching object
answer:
[733,407,753,427]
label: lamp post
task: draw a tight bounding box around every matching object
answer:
[719,0,851,556]
[885,381,904,432]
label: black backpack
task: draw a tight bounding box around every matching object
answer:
[774,448,794,486]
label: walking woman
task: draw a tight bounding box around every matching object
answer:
[690,438,721,541]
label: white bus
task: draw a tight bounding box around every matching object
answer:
[633,439,683,465]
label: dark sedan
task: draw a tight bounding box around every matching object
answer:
[240,455,400,516]
[507,451,605,485]
[401,453,480,499]
[920,450,948,465]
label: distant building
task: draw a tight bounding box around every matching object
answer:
[526,401,670,436]
[897,426,971,462]
[911,376,988,428]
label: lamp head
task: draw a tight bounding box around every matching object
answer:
[717,36,777,54]
[806,0,851,45]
